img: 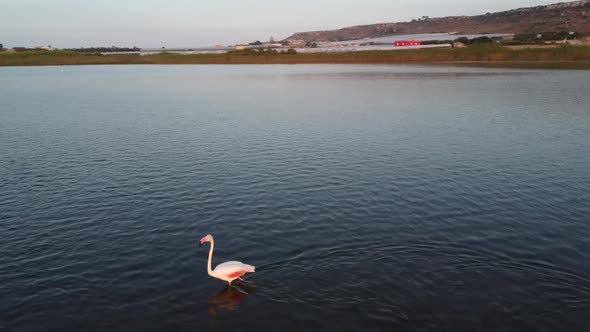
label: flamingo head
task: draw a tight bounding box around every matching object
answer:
[199,234,213,247]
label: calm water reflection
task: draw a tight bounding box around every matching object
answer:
[208,284,255,319]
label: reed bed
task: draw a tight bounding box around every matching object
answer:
[1,45,589,68]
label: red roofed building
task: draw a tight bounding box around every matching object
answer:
[394,40,422,47]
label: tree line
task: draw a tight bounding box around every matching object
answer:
[227,48,298,56]
[421,36,496,46]
[64,46,141,53]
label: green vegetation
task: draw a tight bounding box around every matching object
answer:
[226,48,298,56]
[423,36,496,46]
[64,46,141,53]
[1,46,589,69]
[455,36,495,45]
[421,40,454,45]
[516,31,582,42]
[504,31,586,45]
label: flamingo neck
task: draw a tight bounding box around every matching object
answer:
[207,239,214,276]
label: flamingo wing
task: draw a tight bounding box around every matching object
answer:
[213,261,255,279]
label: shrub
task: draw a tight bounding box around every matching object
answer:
[469,36,494,44]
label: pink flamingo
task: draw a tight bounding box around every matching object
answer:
[199,235,255,286]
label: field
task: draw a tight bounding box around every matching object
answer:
[1,46,590,68]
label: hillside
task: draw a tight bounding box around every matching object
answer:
[285,1,590,42]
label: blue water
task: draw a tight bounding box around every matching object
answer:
[1,65,590,331]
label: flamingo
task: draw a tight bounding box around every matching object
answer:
[199,234,255,286]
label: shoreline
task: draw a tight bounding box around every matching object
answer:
[1,46,590,69]
[3,61,590,70]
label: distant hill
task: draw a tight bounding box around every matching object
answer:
[285,0,590,42]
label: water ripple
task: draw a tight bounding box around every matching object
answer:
[1,65,590,331]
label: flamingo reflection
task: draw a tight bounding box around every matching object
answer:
[208,283,255,318]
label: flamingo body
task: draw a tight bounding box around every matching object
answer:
[212,261,255,283]
[200,235,255,285]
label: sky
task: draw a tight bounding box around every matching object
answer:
[1,0,561,48]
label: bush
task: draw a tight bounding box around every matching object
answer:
[469,36,494,44]
[227,48,260,56]
[452,36,496,46]
[227,48,286,56]
[64,46,140,53]
[422,40,453,45]
[513,31,582,43]
[454,37,470,44]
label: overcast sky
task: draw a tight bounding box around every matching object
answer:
[1,0,560,48]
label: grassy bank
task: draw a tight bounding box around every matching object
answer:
[1,45,590,68]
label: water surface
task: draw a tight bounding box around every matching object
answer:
[1,65,590,331]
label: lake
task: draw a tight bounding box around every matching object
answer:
[1,65,589,331]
